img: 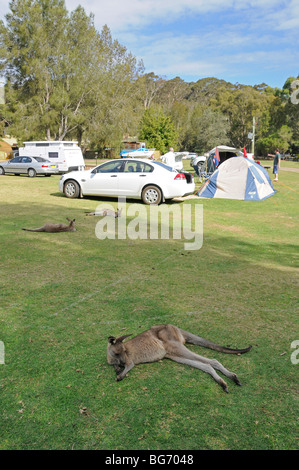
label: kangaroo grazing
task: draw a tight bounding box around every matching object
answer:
[22,218,76,233]
[107,324,252,393]
[85,208,122,217]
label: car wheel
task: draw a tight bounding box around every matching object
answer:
[0,167,5,175]
[64,180,80,198]
[142,185,162,205]
[28,168,36,177]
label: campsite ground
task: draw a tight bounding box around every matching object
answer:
[0,159,298,450]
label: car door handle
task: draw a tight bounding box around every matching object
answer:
[139,174,147,177]
[110,175,117,177]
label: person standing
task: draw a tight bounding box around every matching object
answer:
[161,147,176,168]
[268,149,281,181]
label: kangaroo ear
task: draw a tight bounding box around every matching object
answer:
[108,334,132,345]
[116,334,132,343]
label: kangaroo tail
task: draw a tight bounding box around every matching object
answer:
[22,227,44,232]
[179,329,252,354]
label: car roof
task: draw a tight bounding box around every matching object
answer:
[115,158,152,163]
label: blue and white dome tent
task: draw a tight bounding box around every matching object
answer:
[197,157,277,201]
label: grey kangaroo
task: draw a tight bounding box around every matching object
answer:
[107,324,252,393]
[22,218,76,232]
[85,208,122,217]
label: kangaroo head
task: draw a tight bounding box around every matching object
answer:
[66,218,76,231]
[107,334,132,365]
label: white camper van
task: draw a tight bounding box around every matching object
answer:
[18,141,85,173]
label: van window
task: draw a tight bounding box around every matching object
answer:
[48,152,59,158]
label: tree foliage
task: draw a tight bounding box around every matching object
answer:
[138,107,178,154]
[142,75,299,155]
[0,0,142,149]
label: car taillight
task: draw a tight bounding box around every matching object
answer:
[41,165,48,168]
[174,173,186,180]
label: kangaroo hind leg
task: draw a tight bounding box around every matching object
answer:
[169,355,229,393]
[166,344,241,392]
[207,358,241,386]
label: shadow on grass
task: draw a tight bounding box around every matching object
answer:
[49,192,185,206]
[1,201,298,273]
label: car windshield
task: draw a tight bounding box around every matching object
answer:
[151,161,175,172]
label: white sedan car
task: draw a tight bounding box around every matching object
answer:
[59,158,195,204]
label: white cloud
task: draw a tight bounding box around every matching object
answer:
[64,0,231,30]
[273,0,299,30]
[64,0,291,32]
[130,25,299,83]
[2,0,298,34]
[0,0,10,18]
[1,0,298,86]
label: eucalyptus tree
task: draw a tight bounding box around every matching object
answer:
[1,0,70,140]
[0,0,142,149]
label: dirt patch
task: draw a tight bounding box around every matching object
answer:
[279,167,299,173]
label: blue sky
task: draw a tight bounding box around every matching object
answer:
[1,0,298,88]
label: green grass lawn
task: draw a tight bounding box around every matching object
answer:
[0,161,298,450]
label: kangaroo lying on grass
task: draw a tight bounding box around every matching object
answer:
[22,218,76,232]
[85,208,122,217]
[107,324,252,393]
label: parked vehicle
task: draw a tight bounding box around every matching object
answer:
[0,156,59,177]
[161,150,186,171]
[59,158,195,205]
[190,154,207,174]
[173,152,189,170]
[17,141,85,173]
[191,146,254,176]
[120,147,155,158]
